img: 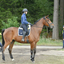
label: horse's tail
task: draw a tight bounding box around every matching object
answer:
[2,29,5,47]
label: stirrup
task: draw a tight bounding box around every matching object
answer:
[21,31,26,41]
[21,39,25,41]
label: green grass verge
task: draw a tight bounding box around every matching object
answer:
[37,38,63,46]
[0,38,63,46]
[0,35,2,39]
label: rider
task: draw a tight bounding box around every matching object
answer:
[21,8,31,41]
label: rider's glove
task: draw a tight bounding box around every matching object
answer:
[28,23,31,24]
[28,23,31,25]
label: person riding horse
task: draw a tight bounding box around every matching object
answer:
[21,8,31,41]
[2,15,54,61]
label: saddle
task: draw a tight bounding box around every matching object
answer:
[18,24,31,36]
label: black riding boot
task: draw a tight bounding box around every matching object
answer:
[21,31,26,41]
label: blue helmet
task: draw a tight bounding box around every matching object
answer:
[22,8,28,12]
[63,25,64,27]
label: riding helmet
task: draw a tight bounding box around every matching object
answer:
[22,8,28,12]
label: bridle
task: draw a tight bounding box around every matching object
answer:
[32,17,53,28]
[44,17,53,27]
[45,20,53,27]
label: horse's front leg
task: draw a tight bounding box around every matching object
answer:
[31,48,36,62]
[30,42,36,62]
[34,48,36,58]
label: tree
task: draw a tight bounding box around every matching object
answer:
[52,0,59,39]
[0,0,54,33]
[59,0,63,38]
[2,17,19,29]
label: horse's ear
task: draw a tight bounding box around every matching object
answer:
[46,15,49,18]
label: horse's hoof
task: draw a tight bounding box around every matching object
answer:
[2,58,5,61]
[31,58,35,62]
[12,59,15,61]
[21,39,25,41]
[2,57,5,61]
[31,60,35,63]
[32,60,35,62]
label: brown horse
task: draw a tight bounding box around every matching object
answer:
[2,15,54,62]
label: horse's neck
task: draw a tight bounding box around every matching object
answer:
[32,18,44,35]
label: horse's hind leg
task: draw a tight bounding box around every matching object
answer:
[2,41,11,61]
[8,40,15,61]
[2,46,5,61]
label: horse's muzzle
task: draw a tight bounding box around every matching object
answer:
[50,26,54,29]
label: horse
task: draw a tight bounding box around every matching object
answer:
[2,15,54,62]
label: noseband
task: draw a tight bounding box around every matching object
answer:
[43,17,53,27]
[32,17,52,28]
[46,20,53,27]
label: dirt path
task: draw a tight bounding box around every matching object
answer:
[0,46,64,64]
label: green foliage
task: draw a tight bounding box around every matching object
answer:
[0,0,54,37]
[0,35,2,39]
[14,38,62,46]
[0,0,54,23]
[37,38,62,46]
[2,17,19,29]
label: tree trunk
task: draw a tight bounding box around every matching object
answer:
[52,0,59,39]
[59,0,63,38]
[63,0,64,26]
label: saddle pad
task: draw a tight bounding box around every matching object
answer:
[18,27,31,36]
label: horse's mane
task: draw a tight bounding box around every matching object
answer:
[34,16,50,24]
[34,18,42,24]
[32,16,49,26]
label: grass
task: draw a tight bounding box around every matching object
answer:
[37,38,63,46]
[14,38,63,46]
[0,38,63,46]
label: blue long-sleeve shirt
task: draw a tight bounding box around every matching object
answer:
[0,42,2,47]
[63,30,64,38]
[21,13,29,25]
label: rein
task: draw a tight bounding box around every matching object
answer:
[32,17,52,28]
[32,25,43,28]
[45,20,53,27]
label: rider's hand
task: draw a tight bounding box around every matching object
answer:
[30,24,33,26]
[28,23,33,26]
[28,23,31,25]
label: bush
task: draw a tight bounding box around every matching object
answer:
[0,35,2,39]
[2,16,20,29]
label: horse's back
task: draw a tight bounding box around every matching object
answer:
[4,27,18,34]
[3,27,18,41]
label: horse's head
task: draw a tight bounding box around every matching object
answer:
[43,15,54,28]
